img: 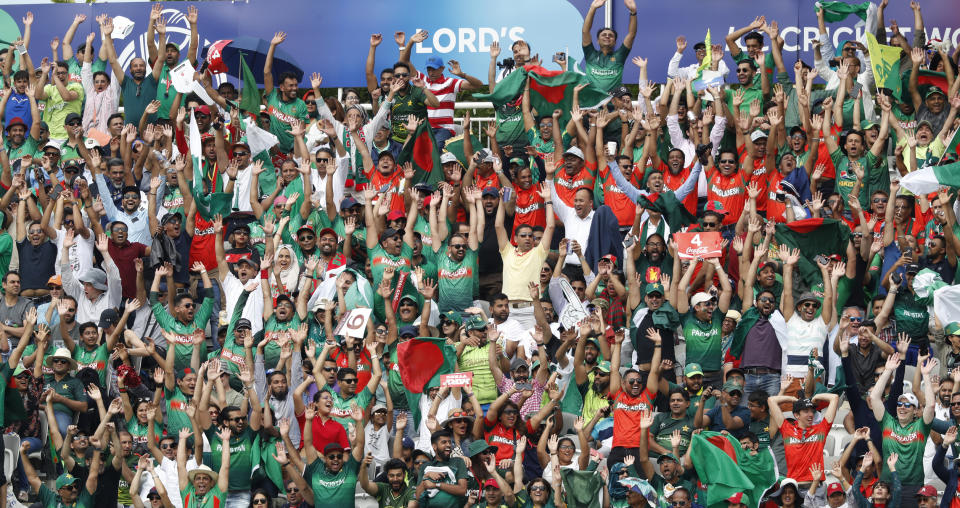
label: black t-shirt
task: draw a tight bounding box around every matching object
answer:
[93,461,121,508]
[479,210,512,275]
[634,309,676,365]
[851,344,885,393]
[16,240,58,290]
[920,255,954,284]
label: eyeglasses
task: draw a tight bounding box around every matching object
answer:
[341,378,358,384]
[376,328,388,334]
[702,222,719,228]
[719,159,736,164]
[558,444,575,450]
[253,499,268,505]
[232,151,249,157]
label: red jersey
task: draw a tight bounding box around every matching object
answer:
[513,185,546,233]
[553,160,597,209]
[474,170,500,191]
[367,169,405,213]
[611,387,655,448]
[484,419,534,462]
[598,164,639,227]
[190,215,218,270]
[765,171,788,223]
[737,144,769,213]
[659,162,696,216]
[333,347,373,389]
[780,418,832,482]
[706,168,748,226]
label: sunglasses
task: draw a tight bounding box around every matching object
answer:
[702,222,719,227]
[341,378,358,384]
[323,366,336,372]
[849,316,863,322]
[66,120,81,126]
[52,358,69,364]
[529,485,547,492]
[232,151,249,157]
[719,159,736,164]
[872,198,888,204]
[502,409,519,415]
[287,488,299,493]
[736,68,752,73]
[181,303,195,309]
[896,402,915,408]
[113,227,128,232]
[450,244,467,250]
[517,233,533,238]
[230,416,247,423]
[299,235,315,241]
[253,499,268,505]
[316,158,330,163]
[758,296,776,304]
[64,167,80,174]
[160,443,175,449]
[48,284,62,290]
[626,378,642,385]
[148,496,161,501]
[61,485,79,492]
[393,73,410,78]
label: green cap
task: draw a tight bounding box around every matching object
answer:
[55,473,79,490]
[925,86,946,99]
[464,313,488,331]
[441,310,463,326]
[722,380,744,394]
[657,453,680,464]
[593,360,612,373]
[860,119,877,131]
[12,363,26,377]
[509,157,527,167]
[585,337,602,350]
[683,363,703,377]
[466,440,499,457]
[945,322,960,336]
[645,282,665,296]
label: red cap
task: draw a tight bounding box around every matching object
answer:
[482,478,499,490]
[423,194,433,207]
[5,117,27,130]
[318,227,337,239]
[200,133,215,144]
[600,254,617,264]
[386,210,405,222]
[195,105,212,116]
[303,90,315,102]
[826,483,844,496]
[916,485,938,498]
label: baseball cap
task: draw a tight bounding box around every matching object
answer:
[44,140,62,153]
[826,482,845,497]
[297,223,315,236]
[481,186,499,198]
[426,56,444,69]
[509,157,527,167]
[600,254,618,264]
[510,357,529,372]
[379,227,403,243]
[482,478,500,490]
[924,86,946,99]
[64,112,82,125]
[398,325,418,338]
[55,473,80,490]
[340,197,360,211]
[564,146,585,160]
[440,152,459,164]
[441,310,462,326]
[725,310,742,322]
[612,85,631,98]
[704,200,728,216]
[195,105,212,116]
[98,308,119,329]
[464,313,487,331]
[236,318,252,331]
[593,360,612,373]
[161,213,181,226]
[684,363,703,377]
[945,322,960,336]
[905,263,920,274]
[413,182,435,193]
[916,485,938,497]
[899,393,919,407]
[48,274,62,286]
[323,442,344,455]
[644,282,664,296]
[318,227,337,239]
[750,130,769,142]
[722,380,743,395]
[690,292,715,307]
[386,210,405,222]
[371,403,388,414]
[657,453,679,464]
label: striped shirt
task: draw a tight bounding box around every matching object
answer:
[418,72,463,133]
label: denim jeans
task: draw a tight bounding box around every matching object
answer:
[432,127,453,149]
[743,372,780,399]
[16,437,43,492]
[53,411,72,439]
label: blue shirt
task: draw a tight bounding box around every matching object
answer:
[95,174,161,245]
[4,92,32,129]
[706,403,751,439]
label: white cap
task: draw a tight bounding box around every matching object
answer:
[564,146,585,159]
[84,138,101,150]
[43,140,61,152]
[750,130,769,142]
[690,292,715,307]
[440,152,459,164]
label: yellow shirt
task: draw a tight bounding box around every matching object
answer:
[500,242,548,301]
[459,343,497,404]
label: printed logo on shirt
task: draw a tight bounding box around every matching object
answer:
[439,266,473,280]
[882,428,925,445]
[267,105,297,125]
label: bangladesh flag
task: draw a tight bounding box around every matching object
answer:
[899,159,960,196]
[397,120,442,186]
[689,432,777,508]
[774,218,851,287]
[475,64,610,127]
[636,191,697,233]
[396,337,457,427]
[443,133,482,168]
[866,33,903,100]
[188,111,234,220]
[239,53,261,116]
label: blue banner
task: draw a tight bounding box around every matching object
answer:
[0,0,957,88]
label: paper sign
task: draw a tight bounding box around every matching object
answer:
[170,60,197,94]
[111,16,135,40]
[440,372,473,388]
[333,308,372,338]
[675,231,723,259]
[192,80,216,106]
[558,278,588,330]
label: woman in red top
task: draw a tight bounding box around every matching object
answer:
[478,383,561,463]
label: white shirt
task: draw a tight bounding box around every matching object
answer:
[814,33,876,121]
[61,255,122,325]
[138,455,199,508]
[667,51,730,81]
[492,317,536,359]
[55,226,94,278]
[784,313,829,377]
[416,393,461,452]
[221,273,265,335]
[548,180,594,266]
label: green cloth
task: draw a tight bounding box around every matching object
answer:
[415,456,468,508]
[259,438,286,493]
[635,191,696,233]
[397,120,443,186]
[428,243,479,314]
[389,86,428,142]
[680,309,724,371]
[830,148,888,211]
[374,482,416,508]
[818,1,871,22]
[44,374,85,416]
[384,342,408,410]
[0,231,13,282]
[73,344,108,386]
[41,82,84,140]
[369,243,413,287]
[582,44,630,93]
[879,412,930,485]
[893,291,929,343]
[265,88,308,153]
[728,306,762,360]
[324,385,372,428]
[305,456,360,507]
[774,218,852,288]
[150,288,214,371]
[262,314,302,370]
[155,64,177,120]
[181,484,225,508]
[560,468,604,508]
[164,386,192,438]
[689,432,776,508]
[239,54,262,116]
[650,412,695,458]
[220,289,252,378]
[204,426,259,492]
[0,364,21,428]
[6,136,38,161]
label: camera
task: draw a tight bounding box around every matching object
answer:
[497,58,515,71]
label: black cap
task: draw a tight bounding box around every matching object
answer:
[792,398,816,413]
[160,213,181,225]
[612,86,631,98]
[236,318,252,331]
[64,112,82,125]
[379,227,402,244]
[905,263,920,274]
[99,308,120,329]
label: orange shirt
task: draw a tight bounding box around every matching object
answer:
[660,162,696,216]
[765,171,787,223]
[553,160,597,209]
[513,185,546,232]
[611,387,655,448]
[780,418,831,482]
[474,170,500,191]
[368,169,405,213]
[598,164,639,227]
[706,168,748,226]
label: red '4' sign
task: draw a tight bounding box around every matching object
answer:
[675,231,723,260]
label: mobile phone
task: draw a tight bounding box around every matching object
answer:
[554,51,566,61]
[516,383,533,391]
[622,235,636,249]
[776,191,786,202]
[379,184,391,194]
[502,187,513,203]
[891,273,902,286]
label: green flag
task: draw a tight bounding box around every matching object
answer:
[689,432,776,508]
[475,65,610,128]
[865,33,902,100]
[443,133,482,168]
[635,190,697,233]
[189,111,234,220]
[560,469,605,508]
[774,218,851,288]
[397,337,457,427]
[239,53,261,116]
[397,120,443,186]
[816,1,871,23]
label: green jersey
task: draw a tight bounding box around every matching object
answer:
[374,482,416,508]
[680,309,724,371]
[369,243,413,287]
[164,386,192,438]
[748,416,774,450]
[389,86,428,142]
[182,484,225,508]
[43,374,85,416]
[265,89,308,153]
[894,291,929,343]
[205,426,257,492]
[66,56,107,84]
[126,417,163,449]
[829,148,888,210]
[416,456,468,508]
[429,244,479,314]
[6,136,38,161]
[73,344,109,386]
[155,64,178,120]
[494,101,525,147]
[582,44,630,93]
[37,483,93,508]
[649,412,694,458]
[323,385,372,427]
[150,287,214,370]
[262,314,302,369]
[42,82,84,140]
[879,412,930,485]
[304,456,360,508]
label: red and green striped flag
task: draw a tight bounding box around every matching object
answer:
[900,159,960,195]
[774,218,851,287]
[689,432,776,508]
[475,65,610,127]
[397,337,458,426]
[398,120,443,186]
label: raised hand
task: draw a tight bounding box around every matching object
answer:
[271,32,287,46]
